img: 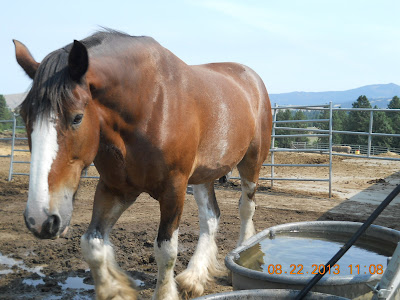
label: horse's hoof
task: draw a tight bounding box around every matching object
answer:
[176,271,205,299]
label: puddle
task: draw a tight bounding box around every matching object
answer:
[0,269,13,275]
[60,276,93,291]
[23,278,45,286]
[0,252,45,277]
[1,251,146,298]
[59,276,144,289]
[134,279,145,287]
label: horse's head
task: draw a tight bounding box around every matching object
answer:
[14,40,99,239]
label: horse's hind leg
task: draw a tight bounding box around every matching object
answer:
[176,181,224,298]
[81,180,138,300]
[236,144,268,246]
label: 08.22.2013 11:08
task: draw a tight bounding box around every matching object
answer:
[264,264,384,275]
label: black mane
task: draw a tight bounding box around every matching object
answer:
[19,30,131,125]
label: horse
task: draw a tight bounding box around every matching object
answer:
[14,30,272,300]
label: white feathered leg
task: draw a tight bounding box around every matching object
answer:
[176,182,224,298]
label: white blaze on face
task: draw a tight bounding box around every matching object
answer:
[25,114,59,226]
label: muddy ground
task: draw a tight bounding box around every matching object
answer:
[1,139,400,299]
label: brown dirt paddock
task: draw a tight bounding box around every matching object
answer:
[1,140,400,299]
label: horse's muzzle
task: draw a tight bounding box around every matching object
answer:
[24,211,63,239]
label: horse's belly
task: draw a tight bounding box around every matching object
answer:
[188,143,248,184]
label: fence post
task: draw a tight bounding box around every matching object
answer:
[328,102,333,198]
[8,114,17,181]
[271,103,278,187]
[367,110,373,157]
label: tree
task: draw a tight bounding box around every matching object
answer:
[372,105,394,147]
[342,95,371,145]
[292,110,309,144]
[386,96,400,148]
[388,95,400,109]
[317,107,348,144]
[275,109,293,148]
[0,95,12,130]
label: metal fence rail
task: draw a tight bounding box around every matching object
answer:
[6,114,99,181]
[4,103,400,198]
[8,114,29,181]
[262,103,400,198]
[0,119,13,158]
[268,103,333,197]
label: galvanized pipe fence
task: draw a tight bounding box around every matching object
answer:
[0,119,14,158]
[266,103,333,197]
[8,114,30,180]
[4,104,400,198]
[5,114,98,181]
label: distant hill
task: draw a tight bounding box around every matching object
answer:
[269,83,400,108]
[4,93,27,110]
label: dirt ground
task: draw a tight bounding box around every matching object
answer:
[1,138,400,300]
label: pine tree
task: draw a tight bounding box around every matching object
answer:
[0,95,12,130]
[342,95,371,145]
[292,110,309,144]
[386,96,400,148]
[373,105,394,148]
[275,109,293,148]
[317,107,348,144]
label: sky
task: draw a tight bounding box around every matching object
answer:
[2,0,400,95]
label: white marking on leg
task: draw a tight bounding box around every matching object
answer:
[238,178,257,246]
[25,114,59,230]
[176,184,223,298]
[81,233,136,299]
[153,229,179,300]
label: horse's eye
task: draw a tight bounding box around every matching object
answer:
[72,114,83,126]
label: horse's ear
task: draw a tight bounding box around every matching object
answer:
[68,40,89,82]
[13,40,39,79]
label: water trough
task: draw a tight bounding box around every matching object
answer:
[194,289,349,300]
[225,221,400,299]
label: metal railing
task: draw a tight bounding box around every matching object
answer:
[4,104,400,198]
[267,103,333,197]
[260,103,400,198]
[6,114,99,181]
[7,114,30,181]
[329,107,400,161]
[0,119,14,158]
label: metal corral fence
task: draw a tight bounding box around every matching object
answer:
[4,104,400,197]
[5,114,98,181]
[267,103,333,197]
[3,114,30,180]
[298,142,400,156]
[258,103,400,198]
[0,119,14,158]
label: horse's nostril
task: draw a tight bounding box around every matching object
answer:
[42,214,61,237]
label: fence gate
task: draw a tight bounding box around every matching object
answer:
[8,114,30,181]
[265,103,333,198]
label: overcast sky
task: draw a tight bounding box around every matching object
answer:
[2,0,399,95]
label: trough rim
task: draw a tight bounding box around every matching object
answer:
[193,288,349,299]
[225,220,400,285]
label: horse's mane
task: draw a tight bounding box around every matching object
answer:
[19,29,132,125]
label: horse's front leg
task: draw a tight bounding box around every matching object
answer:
[81,180,138,300]
[175,182,224,298]
[152,178,186,300]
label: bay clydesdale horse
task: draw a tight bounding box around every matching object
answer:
[14,30,272,299]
